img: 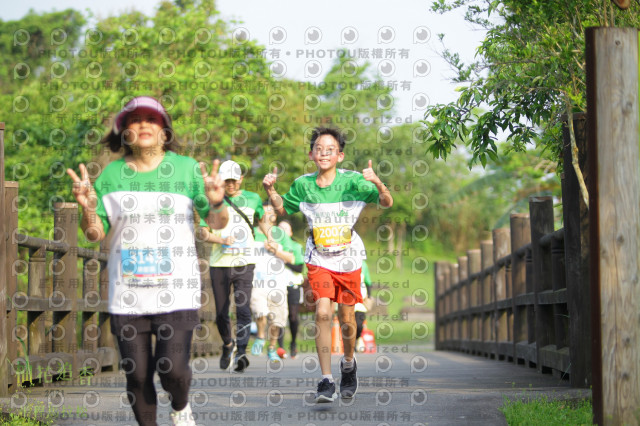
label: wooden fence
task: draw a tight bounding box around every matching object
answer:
[434,114,592,389]
[0,123,222,396]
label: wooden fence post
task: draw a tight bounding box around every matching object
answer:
[562,113,592,388]
[449,263,459,344]
[586,27,640,425]
[480,240,493,357]
[27,244,46,358]
[493,228,511,361]
[0,122,6,396]
[98,240,117,370]
[467,249,481,354]
[458,256,468,342]
[511,214,531,365]
[53,203,79,374]
[4,182,19,391]
[434,261,444,350]
[442,263,451,345]
[82,258,100,354]
[529,196,554,373]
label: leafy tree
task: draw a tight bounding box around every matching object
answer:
[0,2,398,246]
[422,0,640,192]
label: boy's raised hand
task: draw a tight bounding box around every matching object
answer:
[201,159,225,206]
[67,164,97,211]
[363,160,382,185]
[263,166,278,193]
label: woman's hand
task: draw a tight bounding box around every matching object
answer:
[67,164,97,211]
[201,159,225,206]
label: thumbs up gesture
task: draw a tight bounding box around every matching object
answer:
[263,166,278,193]
[362,159,382,185]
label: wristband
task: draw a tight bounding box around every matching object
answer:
[211,201,225,213]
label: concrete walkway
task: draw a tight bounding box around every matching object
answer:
[1,345,589,426]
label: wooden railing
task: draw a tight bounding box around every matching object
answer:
[0,123,221,396]
[434,115,591,389]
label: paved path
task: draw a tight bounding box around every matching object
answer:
[1,346,589,426]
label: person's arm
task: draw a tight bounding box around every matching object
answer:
[201,159,229,229]
[67,164,106,242]
[257,220,273,241]
[262,166,287,216]
[285,242,304,272]
[265,240,295,264]
[362,160,393,208]
[198,226,233,245]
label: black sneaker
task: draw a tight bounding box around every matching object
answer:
[339,357,358,398]
[314,378,337,403]
[233,354,250,373]
[219,341,235,370]
[290,343,298,359]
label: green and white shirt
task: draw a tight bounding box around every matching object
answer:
[207,190,264,267]
[94,151,209,315]
[282,169,379,272]
[252,228,291,292]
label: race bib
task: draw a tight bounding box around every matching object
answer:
[312,225,352,254]
[121,246,173,278]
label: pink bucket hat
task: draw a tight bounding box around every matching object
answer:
[113,96,172,134]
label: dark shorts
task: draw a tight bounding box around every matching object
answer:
[110,309,200,337]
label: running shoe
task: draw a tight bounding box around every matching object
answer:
[170,402,195,426]
[219,340,235,370]
[233,354,250,373]
[251,338,265,355]
[267,348,281,362]
[339,357,358,398]
[314,378,337,403]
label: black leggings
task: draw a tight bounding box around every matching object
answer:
[116,329,193,426]
[278,286,302,348]
[210,265,254,352]
[355,311,366,340]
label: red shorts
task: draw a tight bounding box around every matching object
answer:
[307,264,363,305]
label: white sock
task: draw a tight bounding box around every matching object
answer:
[342,357,354,369]
[322,374,334,383]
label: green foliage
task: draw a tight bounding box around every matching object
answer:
[1,1,558,255]
[423,0,640,167]
[500,395,593,425]
[0,2,390,242]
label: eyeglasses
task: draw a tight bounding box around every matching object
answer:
[312,147,339,156]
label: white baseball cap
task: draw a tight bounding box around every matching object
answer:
[219,160,242,181]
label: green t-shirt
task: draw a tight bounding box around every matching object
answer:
[93,151,209,314]
[208,190,264,267]
[282,169,379,272]
[355,260,372,312]
[254,227,303,287]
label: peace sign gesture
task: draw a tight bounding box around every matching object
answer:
[67,164,97,211]
[200,159,225,206]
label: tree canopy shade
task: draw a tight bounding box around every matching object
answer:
[422,0,640,168]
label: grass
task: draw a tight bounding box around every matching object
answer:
[0,413,44,426]
[0,398,53,426]
[500,395,593,425]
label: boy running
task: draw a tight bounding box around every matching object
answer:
[262,127,393,402]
